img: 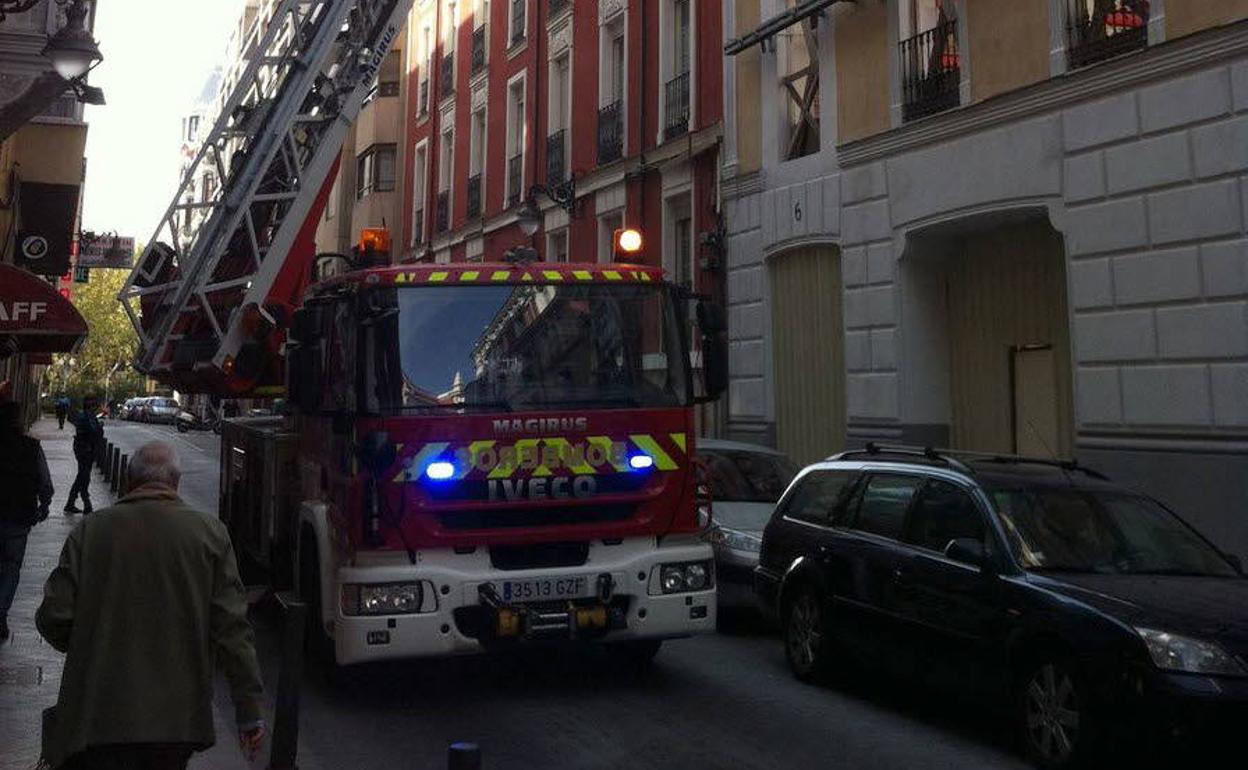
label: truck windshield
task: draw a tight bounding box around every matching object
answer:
[362,283,690,412]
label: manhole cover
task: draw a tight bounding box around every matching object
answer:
[0,665,44,686]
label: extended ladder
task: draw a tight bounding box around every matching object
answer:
[119,0,413,394]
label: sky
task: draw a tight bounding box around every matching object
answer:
[80,0,245,240]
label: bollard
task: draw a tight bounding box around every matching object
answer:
[119,455,129,496]
[448,743,481,770]
[269,592,307,770]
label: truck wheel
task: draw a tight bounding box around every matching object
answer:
[299,538,338,673]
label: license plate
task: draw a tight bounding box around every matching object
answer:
[494,575,591,603]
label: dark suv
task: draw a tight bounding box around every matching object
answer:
[756,445,1247,769]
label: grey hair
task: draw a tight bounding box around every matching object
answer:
[128,441,182,489]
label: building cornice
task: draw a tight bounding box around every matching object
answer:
[838,20,1248,168]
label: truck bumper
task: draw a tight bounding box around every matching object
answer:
[332,537,716,665]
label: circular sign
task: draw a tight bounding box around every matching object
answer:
[21,235,49,261]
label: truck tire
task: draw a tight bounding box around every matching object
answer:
[299,536,339,675]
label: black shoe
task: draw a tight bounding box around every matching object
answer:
[0,619,9,642]
[64,504,81,514]
[82,505,93,515]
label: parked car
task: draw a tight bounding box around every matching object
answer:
[756,444,1247,769]
[143,397,180,424]
[696,438,799,611]
[118,398,140,421]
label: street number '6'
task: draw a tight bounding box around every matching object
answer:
[794,201,803,222]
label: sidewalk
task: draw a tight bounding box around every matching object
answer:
[0,420,254,770]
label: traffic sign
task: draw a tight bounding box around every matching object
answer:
[77,234,136,268]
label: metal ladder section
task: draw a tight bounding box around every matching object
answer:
[118,0,414,388]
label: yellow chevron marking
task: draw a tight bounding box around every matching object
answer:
[394,273,408,284]
[631,434,678,471]
[392,442,452,482]
[429,271,449,282]
[572,270,593,281]
[542,270,564,281]
[603,270,623,281]
[491,271,510,281]
[640,272,653,282]
[460,271,481,281]
[520,272,534,282]
[669,433,686,453]
[488,438,541,479]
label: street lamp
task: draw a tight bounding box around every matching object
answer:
[42,0,102,81]
[516,177,579,238]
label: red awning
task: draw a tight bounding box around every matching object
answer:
[0,263,88,354]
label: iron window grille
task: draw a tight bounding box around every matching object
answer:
[506,153,523,207]
[418,79,429,116]
[441,52,455,98]
[597,100,623,165]
[546,129,567,186]
[471,26,486,75]
[549,0,570,19]
[436,190,450,233]
[510,0,526,47]
[467,173,482,218]
[1066,0,1148,70]
[412,208,425,246]
[664,71,691,141]
[899,17,960,122]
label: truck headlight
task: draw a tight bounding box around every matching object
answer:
[657,561,715,594]
[1135,628,1246,676]
[342,582,423,616]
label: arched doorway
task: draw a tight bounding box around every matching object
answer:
[768,245,846,464]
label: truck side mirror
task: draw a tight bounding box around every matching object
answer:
[696,301,728,403]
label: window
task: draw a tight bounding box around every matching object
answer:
[607,21,625,103]
[509,0,526,47]
[673,205,693,289]
[1065,0,1149,70]
[547,54,570,184]
[325,175,339,222]
[702,450,802,505]
[779,0,820,158]
[673,0,691,74]
[547,229,569,262]
[438,127,454,231]
[411,142,428,245]
[663,0,692,140]
[468,109,486,217]
[898,0,960,122]
[852,475,922,540]
[780,470,855,526]
[904,480,985,554]
[356,145,397,199]
[598,210,623,263]
[505,76,526,207]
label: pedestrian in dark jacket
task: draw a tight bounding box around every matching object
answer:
[0,401,54,641]
[54,396,69,430]
[37,441,266,769]
[65,396,102,514]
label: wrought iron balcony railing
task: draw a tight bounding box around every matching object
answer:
[1066,0,1148,70]
[510,0,526,47]
[597,100,623,165]
[664,71,690,141]
[507,154,523,208]
[899,19,960,122]
[546,130,567,186]
[418,79,429,116]
[467,173,482,218]
[412,208,424,246]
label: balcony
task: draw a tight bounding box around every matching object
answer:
[507,154,523,208]
[471,26,486,75]
[663,71,690,141]
[418,79,429,116]
[1066,0,1148,70]
[546,130,566,186]
[597,101,623,165]
[436,190,450,233]
[467,173,482,218]
[412,208,424,246]
[441,53,455,99]
[899,19,960,122]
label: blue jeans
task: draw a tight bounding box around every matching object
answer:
[0,521,30,623]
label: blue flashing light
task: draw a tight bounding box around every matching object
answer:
[425,461,456,481]
[629,454,655,471]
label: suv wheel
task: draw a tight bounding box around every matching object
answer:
[1018,658,1093,769]
[783,587,827,681]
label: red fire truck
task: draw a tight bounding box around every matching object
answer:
[119,0,727,665]
[222,260,726,664]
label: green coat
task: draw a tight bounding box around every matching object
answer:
[36,485,264,767]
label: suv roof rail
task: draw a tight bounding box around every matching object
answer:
[932,448,1110,481]
[831,443,973,474]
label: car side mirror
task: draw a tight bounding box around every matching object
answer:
[945,538,987,569]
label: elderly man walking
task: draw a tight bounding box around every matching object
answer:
[37,441,266,770]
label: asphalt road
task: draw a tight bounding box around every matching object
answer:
[103,421,1035,770]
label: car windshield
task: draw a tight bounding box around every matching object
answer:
[990,488,1237,577]
[700,449,800,509]
[362,283,690,413]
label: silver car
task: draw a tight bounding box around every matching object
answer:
[144,397,181,424]
[697,439,800,612]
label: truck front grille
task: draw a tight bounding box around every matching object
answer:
[436,504,635,531]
